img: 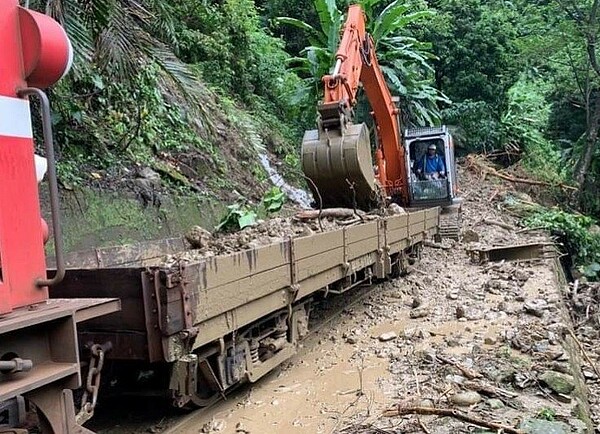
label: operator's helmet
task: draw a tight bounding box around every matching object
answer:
[428,144,436,151]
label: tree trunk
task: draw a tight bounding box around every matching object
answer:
[576,91,600,186]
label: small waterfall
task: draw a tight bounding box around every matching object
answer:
[258,154,312,209]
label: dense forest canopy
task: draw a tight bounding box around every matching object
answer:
[28,0,600,272]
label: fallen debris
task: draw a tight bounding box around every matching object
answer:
[423,240,451,250]
[409,306,430,319]
[461,229,480,243]
[478,218,516,231]
[294,208,365,220]
[378,332,397,342]
[539,370,576,395]
[382,406,524,434]
[185,225,213,249]
[465,154,577,192]
[449,391,482,406]
[467,242,557,264]
[154,167,595,434]
[436,354,482,380]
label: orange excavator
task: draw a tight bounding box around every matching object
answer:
[302,4,461,235]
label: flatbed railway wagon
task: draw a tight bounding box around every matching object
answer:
[51,208,439,408]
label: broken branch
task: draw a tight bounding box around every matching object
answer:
[567,328,600,379]
[382,406,523,434]
[423,240,451,250]
[436,354,481,380]
[462,380,519,399]
[295,208,364,220]
[465,155,577,191]
[480,218,515,231]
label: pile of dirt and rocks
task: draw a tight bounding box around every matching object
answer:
[93,164,599,434]
[562,279,600,426]
[327,170,596,434]
[163,205,405,266]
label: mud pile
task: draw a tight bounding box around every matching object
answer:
[163,206,401,266]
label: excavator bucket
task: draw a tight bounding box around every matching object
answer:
[301,123,378,210]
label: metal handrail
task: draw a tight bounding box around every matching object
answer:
[18,87,65,287]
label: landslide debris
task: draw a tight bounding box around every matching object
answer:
[167,204,405,265]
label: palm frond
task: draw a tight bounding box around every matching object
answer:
[148,42,216,136]
[139,0,178,47]
[95,2,146,76]
[43,0,218,136]
[46,0,95,67]
[372,0,409,41]
[276,17,326,47]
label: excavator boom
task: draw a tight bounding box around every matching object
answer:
[302,4,408,209]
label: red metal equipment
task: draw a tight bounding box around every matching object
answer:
[0,3,119,433]
[302,4,460,221]
[302,4,408,209]
[321,4,406,200]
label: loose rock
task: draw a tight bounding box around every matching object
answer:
[539,370,576,395]
[419,399,434,408]
[486,398,505,409]
[379,331,398,342]
[514,269,530,282]
[235,422,250,433]
[449,391,482,406]
[462,229,480,243]
[520,419,570,434]
[388,203,406,215]
[484,336,497,345]
[409,306,430,319]
[185,225,213,249]
[524,299,548,317]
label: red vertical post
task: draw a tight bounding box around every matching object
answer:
[0,1,48,313]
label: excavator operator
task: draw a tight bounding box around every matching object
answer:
[415,144,446,180]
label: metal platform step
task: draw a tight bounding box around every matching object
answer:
[439,209,462,240]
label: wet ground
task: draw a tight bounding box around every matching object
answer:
[96,169,598,434]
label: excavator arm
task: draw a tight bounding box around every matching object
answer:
[302,4,409,208]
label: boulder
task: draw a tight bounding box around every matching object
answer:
[539,370,576,395]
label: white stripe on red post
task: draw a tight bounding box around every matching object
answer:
[0,95,33,138]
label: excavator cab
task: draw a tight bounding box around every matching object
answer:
[404,126,462,239]
[405,126,458,207]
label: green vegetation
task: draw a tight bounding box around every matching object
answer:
[536,408,557,422]
[524,208,600,279]
[215,186,287,231]
[278,0,444,124]
[262,187,286,213]
[215,204,259,231]
[35,0,304,200]
[32,0,600,265]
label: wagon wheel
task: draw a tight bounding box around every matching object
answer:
[186,358,223,409]
[188,389,221,408]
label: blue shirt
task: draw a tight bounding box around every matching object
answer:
[419,154,445,174]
